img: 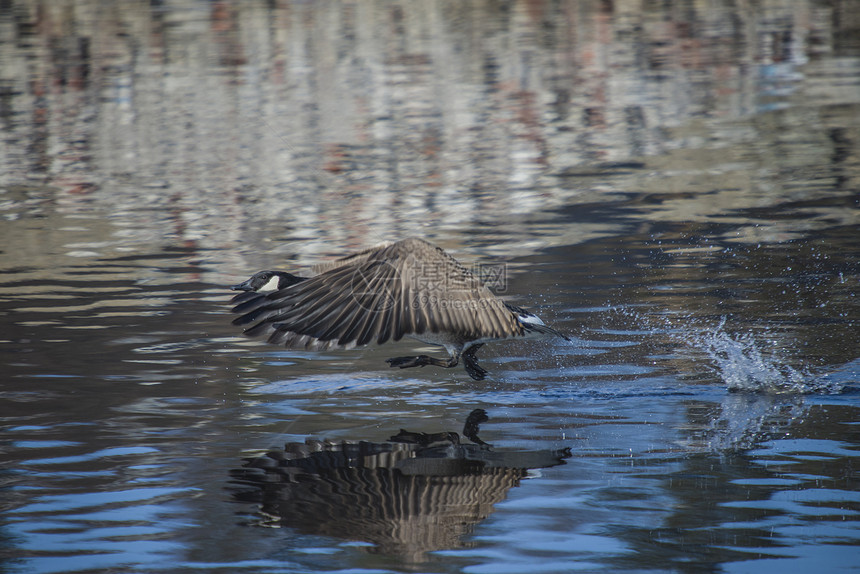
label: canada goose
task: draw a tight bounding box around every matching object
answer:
[229,237,569,380]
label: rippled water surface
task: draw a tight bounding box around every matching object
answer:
[1,1,859,573]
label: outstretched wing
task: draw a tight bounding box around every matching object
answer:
[230,238,522,351]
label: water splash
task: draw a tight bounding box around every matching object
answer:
[613,307,851,394]
[688,317,845,394]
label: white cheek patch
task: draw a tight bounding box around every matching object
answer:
[261,275,281,291]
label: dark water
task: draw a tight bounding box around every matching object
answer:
[1,1,859,573]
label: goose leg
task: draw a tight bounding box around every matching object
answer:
[462,344,487,381]
[386,354,460,370]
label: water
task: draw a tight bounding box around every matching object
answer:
[1,1,859,572]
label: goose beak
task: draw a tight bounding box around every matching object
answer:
[230,278,255,292]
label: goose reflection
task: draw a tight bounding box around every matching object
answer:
[230,409,571,561]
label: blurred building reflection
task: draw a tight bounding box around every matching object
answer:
[1,0,857,270]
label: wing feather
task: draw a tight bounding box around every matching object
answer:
[271,272,356,336]
[338,260,399,346]
[231,237,522,350]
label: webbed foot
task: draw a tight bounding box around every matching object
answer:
[386,355,432,369]
[463,358,488,380]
